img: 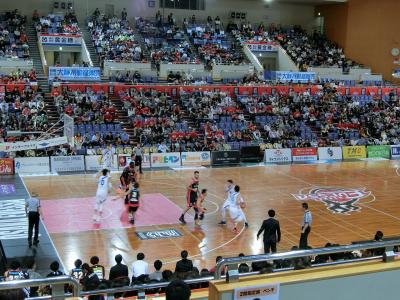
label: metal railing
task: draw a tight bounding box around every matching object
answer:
[214,239,400,279]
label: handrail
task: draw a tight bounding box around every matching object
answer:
[214,239,400,279]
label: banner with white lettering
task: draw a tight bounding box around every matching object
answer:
[50,155,85,172]
[0,199,29,240]
[292,148,318,162]
[264,149,292,163]
[40,34,82,46]
[150,152,181,168]
[181,151,211,166]
[275,71,316,83]
[117,154,151,170]
[318,147,343,160]
[14,157,50,174]
[85,155,119,171]
[36,136,68,149]
[391,145,400,159]
[245,42,278,52]
[48,67,101,82]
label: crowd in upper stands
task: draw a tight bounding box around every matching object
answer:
[0,10,30,59]
[89,9,144,66]
[35,12,80,34]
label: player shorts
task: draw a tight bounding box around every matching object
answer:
[95,192,107,212]
[128,206,138,213]
[187,192,197,207]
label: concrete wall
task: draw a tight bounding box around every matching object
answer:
[3,0,316,31]
[277,47,298,72]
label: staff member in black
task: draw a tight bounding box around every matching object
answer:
[132,143,144,174]
[299,202,312,249]
[25,192,41,248]
[256,209,281,253]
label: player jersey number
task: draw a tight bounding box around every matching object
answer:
[100,178,105,186]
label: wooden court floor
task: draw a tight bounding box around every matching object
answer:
[23,160,400,274]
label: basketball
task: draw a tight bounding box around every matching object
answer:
[240,202,246,209]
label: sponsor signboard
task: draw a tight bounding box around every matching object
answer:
[264,148,292,163]
[291,148,318,162]
[275,71,316,83]
[211,150,241,166]
[292,186,374,215]
[234,283,280,300]
[50,155,85,172]
[14,157,50,174]
[36,136,68,149]
[136,229,182,240]
[342,146,367,159]
[181,151,211,166]
[391,145,400,159]
[48,67,101,82]
[40,34,82,46]
[150,152,181,168]
[0,141,37,152]
[245,41,279,52]
[117,154,151,170]
[0,158,14,175]
[318,147,343,160]
[367,145,390,159]
[85,155,119,171]
[0,184,15,196]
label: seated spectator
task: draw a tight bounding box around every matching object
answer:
[165,280,191,300]
[131,252,149,279]
[175,250,193,273]
[71,259,83,280]
[149,260,163,281]
[81,263,101,300]
[90,256,105,281]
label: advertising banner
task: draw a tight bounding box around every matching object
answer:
[85,155,119,171]
[117,154,151,170]
[50,155,85,172]
[342,146,367,159]
[36,136,68,149]
[317,147,343,160]
[211,150,241,166]
[181,151,211,166]
[0,141,38,152]
[14,157,50,174]
[40,34,82,46]
[275,71,316,83]
[391,145,400,159]
[0,158,14,175]
[245,41,279,52]
[367,145,390,159]
[234,283,280,300]
[150,152,181,168]
[264,148,292,163]
[135,229,183,240]
[292,148,318,162]
[48,67,101,82]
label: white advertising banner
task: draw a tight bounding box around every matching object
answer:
[264,149,292,163]
[234,283,280,300]
[117,154,151,170]
[85,155,118,171]
[181,151,211,166]
[150,152,181,168]
[0,141,38,152]
[50,155,85,172]
[318,147,343,160]
[36,136,68,149]
[14,157,50,174]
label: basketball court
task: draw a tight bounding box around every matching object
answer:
[22,160,400,273]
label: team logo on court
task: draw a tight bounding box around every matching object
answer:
[292,187,374,214]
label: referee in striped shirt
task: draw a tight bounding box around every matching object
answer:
[25,192,41,248]
[299,202,312,249]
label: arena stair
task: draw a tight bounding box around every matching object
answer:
[26,23,45,77]
[109,95,138,144]
[81,27,100,68]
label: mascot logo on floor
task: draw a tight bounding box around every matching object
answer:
[292,187,374,214]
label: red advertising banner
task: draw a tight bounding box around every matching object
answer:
[291,148,318,156]
[0,158,14,175]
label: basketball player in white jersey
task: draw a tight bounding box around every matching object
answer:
[228,185,248,233]
[93,169,112,223]
[99,144,113,170]
[218,179,235,225]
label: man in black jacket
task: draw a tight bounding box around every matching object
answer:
[109,254,129,281]
[175,250,193,273]
[257,209,281,254]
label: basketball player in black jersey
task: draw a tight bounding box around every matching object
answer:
[179,171,200,224]
[120,162,136,204]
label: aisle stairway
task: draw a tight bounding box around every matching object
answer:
[109,95,137,144]
[26,24,45,77]
[81,27,100,68]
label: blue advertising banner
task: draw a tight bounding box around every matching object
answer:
[271,71,316,83]
[48,67,101,82]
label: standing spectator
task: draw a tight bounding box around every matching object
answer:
[131,252,149,279]
[25,192,41,247]
[166,280,191,300]
[109,254,129,281]
[175,250,193,273]
[257,209,281,254]
[300,202,312,249]
[121,8,128,21]
[149,260,163,281]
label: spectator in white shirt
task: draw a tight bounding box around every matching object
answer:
[158,141,168,153]
[131,253,149,279]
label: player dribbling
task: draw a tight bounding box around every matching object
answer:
[194,189,207,226]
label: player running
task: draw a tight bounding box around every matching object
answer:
[93,169,112,223]
[179,171,200,224]
[228,185,248,233]
[119,182,141,224]
[218,179,235,225]
[120,162,137,205]
[194,189,207,226]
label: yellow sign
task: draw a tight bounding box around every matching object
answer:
[342,146,367,159]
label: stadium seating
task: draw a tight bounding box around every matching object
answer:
[0,10,30,59]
